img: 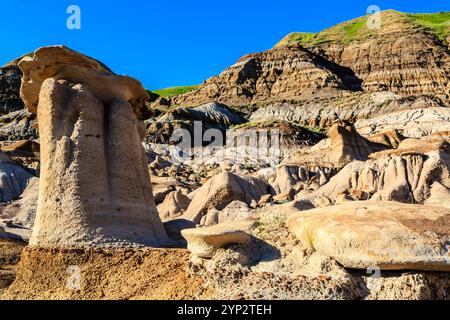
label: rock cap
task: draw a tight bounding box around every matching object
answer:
[18,45,149,118]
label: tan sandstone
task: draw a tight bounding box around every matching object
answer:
[19,46,169,248]
[182,171,270,225]
[287,202,450,271]
[181,221,254,258]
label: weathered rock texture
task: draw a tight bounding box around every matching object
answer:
[250,93,447,130]
[0,151,34,203]
[356,107,450,138]
[0,177,39,230]
[157,11,450,139]
[278,11,450,98]
[19,46,149,118]
[147,102,246,146]
[271,121,388,198]
[2,247,212,300]
[0,62,25,114]
[171,46,358,107]
[282,120,387,169]
[0,110,37,142]
[287,201,450,271]
[181,221,253,258]
[157,190,191,221]
[1,140,40,158]
[159,102,245,126]
[293,134,450,207]
[19,46,169,248]
[182,171,270,225]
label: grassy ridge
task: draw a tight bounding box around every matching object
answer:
[153,85,200,98]
[276,14,373,46]
[407,12,450,43]
[276,10,450,47]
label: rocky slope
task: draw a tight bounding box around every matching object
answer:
[277,11,450,98]
[0,61,24,115]
[161,11,450,134]
[172,45,360,107]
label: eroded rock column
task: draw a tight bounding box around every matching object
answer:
[19,46,169,247]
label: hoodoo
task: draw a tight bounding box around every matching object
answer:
[19,46,169,248]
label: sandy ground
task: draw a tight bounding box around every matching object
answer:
[0,239,26,296]
[1,246,213,300]
[1,207,449,300]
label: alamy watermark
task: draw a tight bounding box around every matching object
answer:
[67,5,81,30]
[167,122,281,167]
[66,265,81,290]
[367,5,381,30]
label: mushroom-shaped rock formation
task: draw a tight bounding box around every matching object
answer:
[20,46,169,248]
[181,221,254,258]
[19,45,149,118]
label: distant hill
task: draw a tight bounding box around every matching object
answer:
[163,10,449,111]
[153,85,201,98]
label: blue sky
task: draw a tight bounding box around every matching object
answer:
[1,0,449,90]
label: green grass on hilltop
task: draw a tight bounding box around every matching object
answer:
[276,14,372,46]
[276,10,450,47]
[407,12,450,43]
[153,85,201,98]
[341,17,368,43]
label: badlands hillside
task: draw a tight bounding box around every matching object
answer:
[0,10,449,300]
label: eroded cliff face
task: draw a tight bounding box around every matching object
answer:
[307,12,450,98]
[172,45,359,107]
[171,11,449,110]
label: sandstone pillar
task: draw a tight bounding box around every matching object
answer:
[19,46,169,247]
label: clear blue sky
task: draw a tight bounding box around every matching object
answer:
[1,0,449,90]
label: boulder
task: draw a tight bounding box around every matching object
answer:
[0,151,34,203]
[0,177,39,231]
[181,221,253,258]
[19,46,169,248]
[287,202,450,271]
[151,175,187,204]
[271,166,300,197]
[424,182,450,208]
[157,190,191,221]
[182,171,270,224]
[202,200,253,226]
[149,155,172,171]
